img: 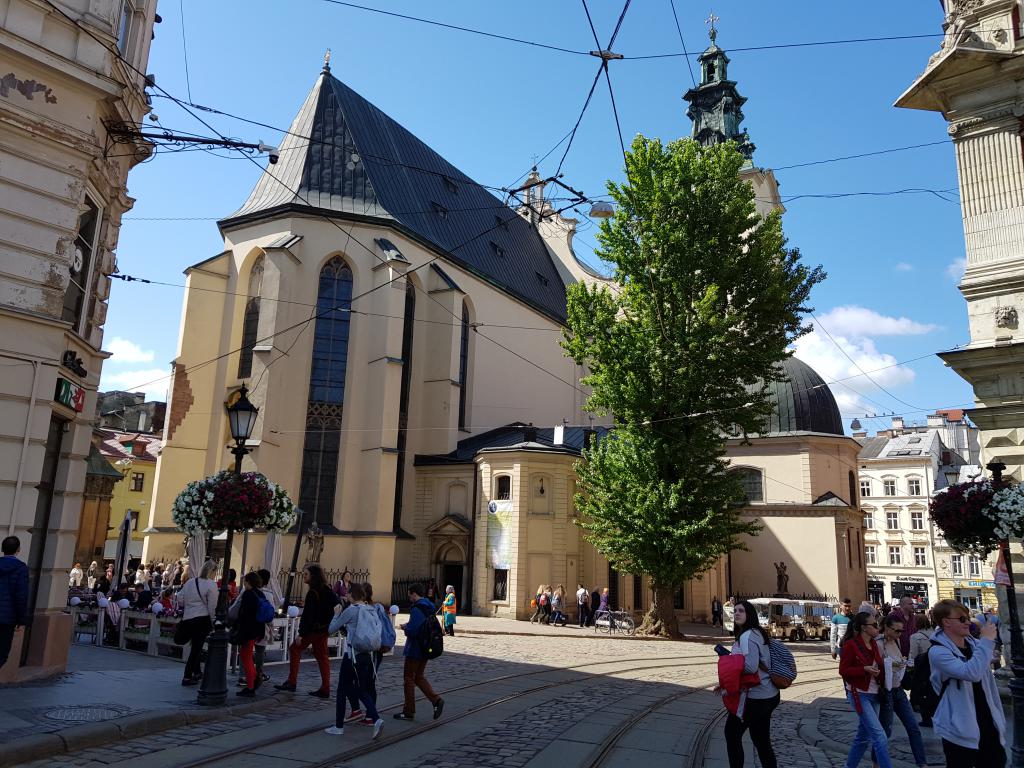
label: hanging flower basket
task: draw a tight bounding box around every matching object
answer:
[172,471,297,534]
[929,478,1024,557]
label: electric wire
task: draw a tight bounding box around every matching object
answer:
[622,32,951,60]
[668,0,697,87]
[178,0,193,104]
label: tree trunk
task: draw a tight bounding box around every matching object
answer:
[638,584,682,638]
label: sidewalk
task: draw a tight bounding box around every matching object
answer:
[0,644,276,766]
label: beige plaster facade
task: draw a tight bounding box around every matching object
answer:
[0,0,156,680]
[898,0,1024,480]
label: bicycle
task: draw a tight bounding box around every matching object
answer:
[592,608,636,636]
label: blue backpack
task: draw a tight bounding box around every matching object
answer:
[377,603,396,652]
[256,594,275,624]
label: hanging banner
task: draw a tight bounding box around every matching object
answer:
[487,499,512,569]
[54,377,85,412]
[994,547,1011,587]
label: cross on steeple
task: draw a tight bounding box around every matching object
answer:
[322,48,332,74]
[706,12,719,43]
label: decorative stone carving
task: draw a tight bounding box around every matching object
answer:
[995,305,1019,329]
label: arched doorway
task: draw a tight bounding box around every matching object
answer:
[435,542,466,608]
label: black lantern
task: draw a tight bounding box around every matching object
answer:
[226,385,258,444]
[197,386,259,706]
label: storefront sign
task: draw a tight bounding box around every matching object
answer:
[54,377,85,412]
[60,350,87,377]
[995,548,1011,587]
[890,581,929,597]
[893,576,926,582]
[951,580,996,589]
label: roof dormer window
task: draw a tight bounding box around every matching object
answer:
[432,201,448,219]
[444,176,458,194]
[490,241,504,258]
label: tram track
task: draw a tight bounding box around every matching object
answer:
[179,651,838,768]
[575,665,842,768]
[179,655,722,768]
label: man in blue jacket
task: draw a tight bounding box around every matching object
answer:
[393,583,444,721]
[0,536,30,670]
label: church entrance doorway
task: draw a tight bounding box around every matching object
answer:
[442,564,464,603]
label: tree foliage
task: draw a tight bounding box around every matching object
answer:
[563,137,824,634]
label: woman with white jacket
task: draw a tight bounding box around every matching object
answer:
[928,598,1006,767]
[178,560,219,685]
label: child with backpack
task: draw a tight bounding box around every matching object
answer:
[722,599,782,768]
[324,582,384,740]
[394,583,444,722]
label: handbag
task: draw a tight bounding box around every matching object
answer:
[173,618,192,645]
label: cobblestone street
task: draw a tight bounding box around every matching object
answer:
[0,621,962,768]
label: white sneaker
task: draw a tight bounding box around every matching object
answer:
[372,719,384,740]
[323,726,345,736]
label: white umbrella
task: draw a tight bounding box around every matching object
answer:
[186,532,207,575]
[110,510,132,596]
[264,532,284,608]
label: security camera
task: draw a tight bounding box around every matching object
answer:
[258,141,279,165]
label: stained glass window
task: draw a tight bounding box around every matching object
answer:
[237,256,264,379]
[458,303,470,430]
[299,257,353,526]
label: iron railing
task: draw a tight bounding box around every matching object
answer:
[391,576,432,611]
[277,567,370,603]
[738,591,839,603]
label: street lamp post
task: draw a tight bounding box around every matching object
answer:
[197,386,258,706]
[991,460,1024,768]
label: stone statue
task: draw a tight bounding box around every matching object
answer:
[995,305,1018,329]
[774,561,789,594]
[305,520,324,564]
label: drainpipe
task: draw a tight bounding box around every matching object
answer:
[10,358,41,535]
[467,460,478,615]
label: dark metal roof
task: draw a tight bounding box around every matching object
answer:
[858,436,889,460]
[751,357,845,437]
[222,70,567,322]
[414,423,610,466]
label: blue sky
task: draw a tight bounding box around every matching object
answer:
[101,0,974,434]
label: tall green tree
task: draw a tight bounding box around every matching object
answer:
[563,137,824,636]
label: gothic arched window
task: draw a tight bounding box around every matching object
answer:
[299,257,354,527]
[458,302,471,431]
[392,281,416,533]
[237,255,264,379]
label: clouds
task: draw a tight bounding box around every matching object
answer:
[107,337,155,363]
[812,306,937,338]
[946,257,966,281]
[101,337,165,400]
[894,262,914,272]
[792,305,937,418]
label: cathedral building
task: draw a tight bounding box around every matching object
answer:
[146,34,866,619]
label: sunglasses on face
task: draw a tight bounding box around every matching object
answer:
[946,616,970,624]
[865,622,879,628]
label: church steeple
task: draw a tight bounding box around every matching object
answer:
[682,16,755,162]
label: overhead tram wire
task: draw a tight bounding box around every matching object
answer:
[669,0,697,87]
[315,0,592,57]
[622,31,951,60]
[177,0,193,104]
[43,0,577,399]
[810,311,932,412]
[60,0,963,418]
[774,140,949,171]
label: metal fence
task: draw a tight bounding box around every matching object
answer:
[276,567,371,603]
[391,576,432,611]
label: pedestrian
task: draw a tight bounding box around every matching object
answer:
[550,585,566,626]
[363,582,393,671]
[219,568,238,602]
[234,572,269,697]
[894,595,916,657]
[324,582,385,739]
[442,585,457,636]
[0,536,29,670]
[252,569,277,686]
[529,584,546,624]
[69,562,84,588]
[589,588,600,626]
[711,596,723,628]
[877,614,928,768]
[597,587,609,617]
[157,588,174,614]
[274,564,336,697]
[722,599,779,768]
[425,578,438,608]
[86,560,99,589]
[333,569,352,605]
[133,582,153,611]
[576,583,589,627]
[838,611,892,768]
[542,586,554,624]
[830,598,853,660]
[907,613,934,725]
[393,583,444,721]
[928,598,1006,767]
[176,560,219,685]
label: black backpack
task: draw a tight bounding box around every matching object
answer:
[412,603,444,660]
[912,640,952,719]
